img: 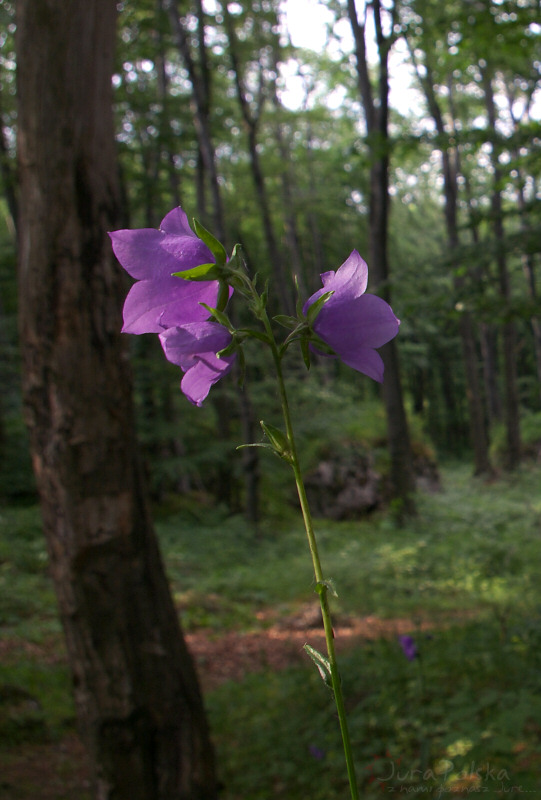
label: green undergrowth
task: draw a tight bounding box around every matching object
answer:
[209,617,541,798]
[159,460,541,631]
[0,461,541,797]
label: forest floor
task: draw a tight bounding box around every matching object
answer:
[0,604,448,799]
[4,462,541,798]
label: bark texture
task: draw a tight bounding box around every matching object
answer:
[16,2,217,798]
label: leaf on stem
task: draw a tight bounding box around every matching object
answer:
[199,303,232,329]
[273,314,299,330]
[193,219,228,266]
[300,337,311,370]
[260,420,292,462]
[316,578,339,598]
[172,262,221,281]
[303,644,333,688]
[305,290,334,325]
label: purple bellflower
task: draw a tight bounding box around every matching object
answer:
[160,322,235,407]
[109,207,221,334]
[110,207,236,405]
[398,635,417,661]
[303,250,400,382]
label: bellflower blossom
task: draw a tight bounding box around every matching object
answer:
[303,250,399,382]
[159,322,235,407]
[398,635,417,661]
[109,207,221,334]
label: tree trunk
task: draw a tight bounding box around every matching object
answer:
[0,84,17,235]
[16,2,217,798]
[505,91,541,404]
[408,45,492,474]
[347,0,415,514]
[223,4,293,315]
[482,69,521,469]
[165,0,225,241]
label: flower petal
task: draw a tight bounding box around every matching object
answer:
[303,250,399,382]
[109,228,213,281]
[159,322,236,406]
[159,206,195,236]
[321,250,368,297]
[159,321,232,364]
[303,250,368,314]
[316,293,400,350]
[180,355,235,407]
[339,345,386,382]
[122,278,219,334]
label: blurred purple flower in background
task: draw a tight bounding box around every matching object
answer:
[160,322,236,407]
[309,744,326,761]
[398,635,417,661]
[110,207,219,334]
[303,250,400,382]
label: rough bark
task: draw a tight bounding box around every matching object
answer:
[16,2,217,798]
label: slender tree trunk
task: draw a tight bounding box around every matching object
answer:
[479,322,503,426]
[483,70,521,468]
[347,0,415,514]
[408,46,492,473]
[505,92,541,403]
[166,0,260,517]
[165,0,225,240]
[156,0,182,209]
[271,82,307,298]
[16,2,217,798]
[462,169,503,428]
[223,4,293,315]
[0,84,17,235]
[305,119,325,286]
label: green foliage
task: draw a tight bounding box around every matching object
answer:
[0,507,58,635]
[0,216,35,502]
[156,461,541,629]
[490,409,541,464]
[209,619,541,798]
[2,463,541,795]
[0,661,74,746]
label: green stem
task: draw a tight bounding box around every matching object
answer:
[261,310,360,800]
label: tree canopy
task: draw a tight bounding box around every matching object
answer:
[1,0,540,507]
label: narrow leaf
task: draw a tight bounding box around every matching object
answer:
[260,420,291,461]
[306,290,334,325]
[273,314,298,330]
[300,337,311,370]
[193,218,227,266]
[303,644,333,688]
[316,579,339,598]
[199,303,231,328]
[237,328,271,345]
[236,442,282,457]
[172,262,220,281]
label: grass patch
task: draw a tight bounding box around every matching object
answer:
[209,618,541,798]
[159,461,541,629]
[1,461,541,796]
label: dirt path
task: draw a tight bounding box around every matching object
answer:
[186,605,437,691]
[0,608,438,799]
